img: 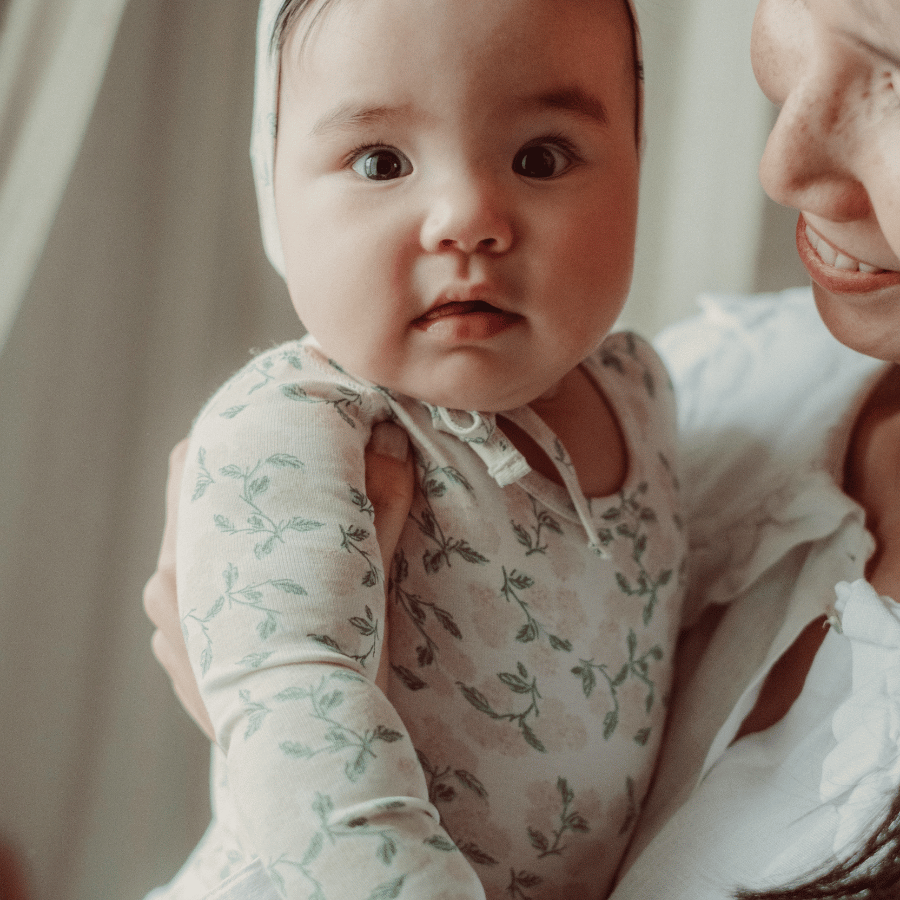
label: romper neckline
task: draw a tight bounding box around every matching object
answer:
[302,331,645,555]
[427,345,644,556]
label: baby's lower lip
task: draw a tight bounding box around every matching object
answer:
[796,216,900,295]
[414,301,522,341]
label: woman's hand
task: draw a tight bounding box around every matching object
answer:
[143,422,414,742]
[143,440,213,736]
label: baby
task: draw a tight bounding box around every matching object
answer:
[151,0,686,898]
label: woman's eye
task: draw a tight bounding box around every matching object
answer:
[351,148,412,181]
[513,144,571,179]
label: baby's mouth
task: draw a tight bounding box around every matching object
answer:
[413,299,523,340]
[416,300,507,323]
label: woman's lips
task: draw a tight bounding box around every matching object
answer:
[413,300,522,341]
[796,215,900,294]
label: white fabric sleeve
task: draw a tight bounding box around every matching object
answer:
[654,289,839,625]
[177,345,486,900]
[654,296,770,625]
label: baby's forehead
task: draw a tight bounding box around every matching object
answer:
[271,0,640,154]
[273,0,331,56]
[276,0,638,66]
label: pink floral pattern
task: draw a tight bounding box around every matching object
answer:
[160,331,685,900]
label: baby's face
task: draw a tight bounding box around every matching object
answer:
[274,0,639,412]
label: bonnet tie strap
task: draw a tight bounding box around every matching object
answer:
[426,405,531,488]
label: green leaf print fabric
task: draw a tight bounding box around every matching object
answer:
[173,332,685,900]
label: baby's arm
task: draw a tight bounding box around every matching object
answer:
[178,347,485,899]
[145,422,414,739]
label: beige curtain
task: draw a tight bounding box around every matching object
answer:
[623,0,806,334]
[0,2,296,898]
[0,2,806,899]
[0,0,129,352]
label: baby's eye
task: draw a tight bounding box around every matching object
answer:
[351,147,412,181]
[512,143,572,179]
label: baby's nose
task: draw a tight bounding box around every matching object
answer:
[420,175,514,255]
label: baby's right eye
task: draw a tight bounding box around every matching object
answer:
[350,147,413,181]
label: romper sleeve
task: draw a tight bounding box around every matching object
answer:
[177,343,486,900]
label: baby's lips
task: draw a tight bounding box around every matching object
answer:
[417,300,503,323]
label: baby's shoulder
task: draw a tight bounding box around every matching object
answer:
[594,329,671,378]
[586,330,676,424]
[192,338,388,434]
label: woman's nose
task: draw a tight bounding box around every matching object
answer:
[420,173,514,255]
[758,74,870,223]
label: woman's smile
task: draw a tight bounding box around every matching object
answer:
[797,215,900,295]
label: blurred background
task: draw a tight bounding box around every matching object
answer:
[0,1,806,898]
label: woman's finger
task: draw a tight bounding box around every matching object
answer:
[365,421,414,693]
[143,439,216,741]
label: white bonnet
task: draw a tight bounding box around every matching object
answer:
[250,0,644,279]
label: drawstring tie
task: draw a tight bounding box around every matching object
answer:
[427,404,609,557]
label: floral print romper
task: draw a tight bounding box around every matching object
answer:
[167,330,686,900]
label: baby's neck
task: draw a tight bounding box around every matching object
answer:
[501,366,627,499]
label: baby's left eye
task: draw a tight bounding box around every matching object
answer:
[512,144,572,179]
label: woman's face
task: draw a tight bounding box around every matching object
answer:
[752,0,900,361]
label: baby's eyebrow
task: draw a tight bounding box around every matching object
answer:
[311,87,609,136]
[311,102,419,136]
[524,87,610,127]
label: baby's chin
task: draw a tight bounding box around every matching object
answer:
[309,333,565,413]
[387,384,544,414]
[402,370,570,413]
[347,361,560,414]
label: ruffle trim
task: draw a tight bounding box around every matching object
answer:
[821,579,900,856]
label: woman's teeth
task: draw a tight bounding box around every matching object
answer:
[806,224,881,274]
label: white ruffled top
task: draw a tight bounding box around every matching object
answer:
[612,288,900,898]
[822,580,900,858]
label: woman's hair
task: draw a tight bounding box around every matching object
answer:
[735,791,900,900]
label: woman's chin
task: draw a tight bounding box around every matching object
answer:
[812,281,900,364]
